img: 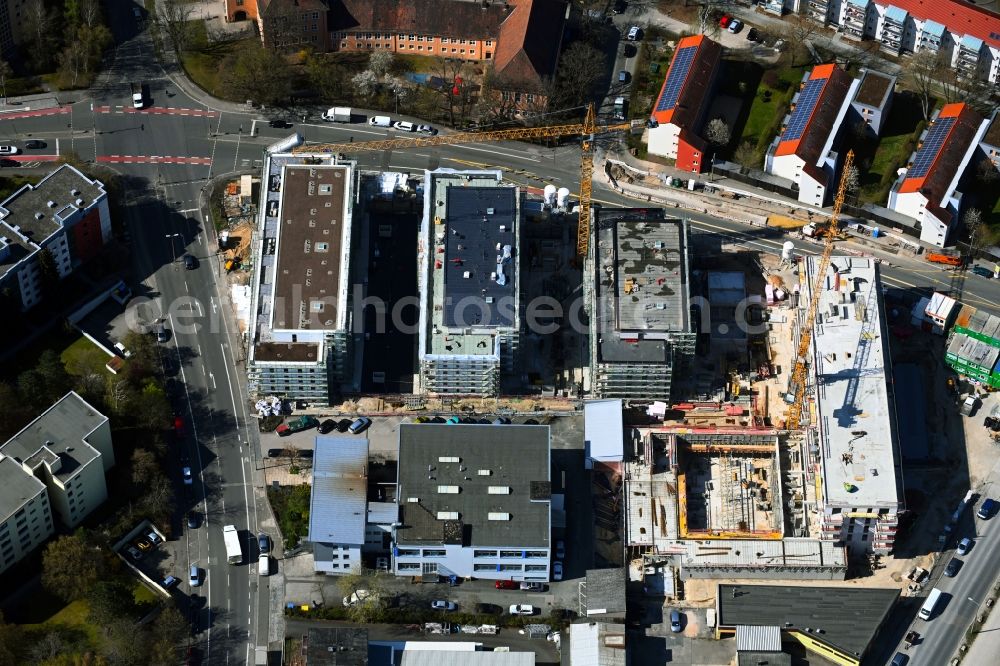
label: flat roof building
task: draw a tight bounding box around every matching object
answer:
[392,423,550,582]
[587,208,694,403]
[0,457,52,576]
[850,69,895,136]
[309,436,369,575]
[0,392,113,574]
[568,622,627,666]
[888,102,988,247]
[801,256,902,555]
[646,34,722,173]
[247,147,355,404]
[717,583,899,666]
[417,170,521,396]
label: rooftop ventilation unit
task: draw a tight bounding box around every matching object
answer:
[47,200,56,208]
[488,512,511,521]
[70,189,80,196]
[439,456,460,463]
[477,469,492,476]
[407,497,420,503]
[437,511,459,520]
[34,212,44,220]
[488,486,511,495]
[75,199,84,207]
[437,485,460,494]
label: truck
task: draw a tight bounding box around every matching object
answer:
[613,96,626,120]
[223,524,243,564]
[276,415,319,437]
[918,587,942,620]
[131,82,144,109]
[926,252,963,267]
[321,106,352,122]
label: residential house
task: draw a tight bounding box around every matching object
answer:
[849,69,895,136]
[887,103,988,247]
[0,165,110,311]
[226,0,332,50]
[308,436,368,574]
[646,34,723,173]
[0,392,114,574]
[488,0,568,114]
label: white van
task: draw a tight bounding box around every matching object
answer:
[368,115,391,127]
[919,587,942,620]
[393,120,416,132]
[258,554,270,576]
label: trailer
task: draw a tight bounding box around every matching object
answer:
[223,524,243,564]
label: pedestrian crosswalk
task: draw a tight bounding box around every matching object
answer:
[93,106,218,117]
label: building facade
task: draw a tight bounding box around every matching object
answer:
[226,0,331,50]
[0,165,110,311]
[587,209,695,402]
[392,423,551,582]
[0,0,38,58]
[800,256,902,555]
[0,392,114,573]
[887,103,987,247]
[646,35,722,173]
[246,145,355,404]
[808,0,1000,84]
[416,170,520,396]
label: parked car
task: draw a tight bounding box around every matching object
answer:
[258,554,271,576]
[890,653,909,666]
[182,466,193,485]
[509,604,535,616]
[944,557,963,577]
[495,580,518,590]
[670,609,683,632]
[393,120,416,132]
[268,119,293,129]
[728,19,743,33]
[719,15,731,28]
[0,145,19,155]
[135,537,154,552]
[183,254,197,270]
[187,511,200,529]
[267,448,284,458]
[24,140,46,149]
[343,589,376,607]
[446,416,461,425]
[162,575,179,590]
[299,449,314,459]
[417,124,438,135]
[520,582,546,591]
[349,417,372,434]
[747,27,761,42]
[276,415,320,437]
[626,26,641,41]
[618,70,630,83]
[126,545,143,560]
[957,537,973,556]
[978,498,997,519]
[258,533,271,554]
[552,561,564,581]
[431,600,457,611]
[492,417,511,425]
[972,265,994,278]
[319,419,337,434]
[189,565,202,587]
[555,540,566,559]
[336,418,353,432]
[146,531,163,545]
[154,321,168,343]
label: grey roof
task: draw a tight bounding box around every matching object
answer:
[367,501,398,524]
[738,651,790,666]
[308,436,368,546]
[1,392,107,483]
[568,622,627,666]
[396,424,550,548]
[717,584,899,659]
[584,400,624,463]
[0,456,48,523]
[735,625,782,652]
[584,568,627,616]
[593,209,691,365]
[442,186,518,328]
[400,653,534,666]
[305,627,369,666]
[948,332,1000,372]
[0,165,105,247]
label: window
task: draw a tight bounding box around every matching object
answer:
[474,563,496,571]
[399,563,420,571]
[474,550,497,558]
[427,47,434,52]
[486,40,493,46]
[498,564,522,571]
[423,549,446,557]
[460,49,465,54]
[526,94,535,103]
[417,36,424,42]
[499,550,522,558]
[525,564,548,572]
[418,45,423,50]
[451,48,457,53]
[409,34,415,40]
[442,37,449,43]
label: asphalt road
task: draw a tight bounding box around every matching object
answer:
[3,5,1000,665]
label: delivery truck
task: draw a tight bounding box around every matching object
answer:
[223,524,243,564]
[322,106,352,122]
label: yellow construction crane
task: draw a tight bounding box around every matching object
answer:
[785,150,855,430]
[295,104,628,256]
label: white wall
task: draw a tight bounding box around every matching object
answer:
[647,123,681,159]
[0,485,53,575]
[766,152,805,184]
[394,543,551,581]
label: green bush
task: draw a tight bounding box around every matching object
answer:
[268,485,312,549]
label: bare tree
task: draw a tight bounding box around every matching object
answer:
[368,50,394,78]
[156,0,195,54]
[843,162,860,193]
[905,50,946,121]
[351,70,380,100]
[23,1,59,72]
[79,0,103,29]
[963,207,984,245]
[733,141,760,174]
[976,156,1000,185]
[0,59,11,102]
[221,46,292,107]
[551,42,606,110]
[704,118,731,148]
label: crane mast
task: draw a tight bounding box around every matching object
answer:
[785,150,855,431]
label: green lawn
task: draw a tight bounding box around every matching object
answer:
[61,336,111,378]
[0,174,41,200]
[178,22,257,99]
[738,67,805,150]
[26,598,101,648]
[268,484,312,548]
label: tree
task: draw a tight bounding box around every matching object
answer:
[963,208,984,249]
[102,619,148,665]
[843,162,861,194]
[0,381,30,441]
[138,476,175,522]
[0,611,21,665]
[704,118,731,148]
[130,448,160,489]
[155,0,194,54]
[976,156,1000,185]
[733,141,760,174]
[132,382,171,431]
[351,70,380,100]
[368,50,394,78]
[905,50,946,121]
[0,59,11,102]
[551,42,606,110]
[305,54,347,103]
[87,581,135,629]
[79,0,102,29]
[221,46,292,107]
[23,1,59,72]
[148,605,189,665]
[42,534,103,602]
[337,571,387,623]
[18,349,71,411]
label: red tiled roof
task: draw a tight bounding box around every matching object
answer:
[330,0,508,40]
[650,35,721,127]
[898,103,983,196]
[493,0,568,90]
[892,0,1000,50]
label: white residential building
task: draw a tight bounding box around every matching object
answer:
[0,457,53,575]
[309,436,368,575]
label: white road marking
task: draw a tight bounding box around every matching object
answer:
[453,143,541,161]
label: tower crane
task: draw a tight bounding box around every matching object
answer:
[785,149,855,431]
[294,104,629,256]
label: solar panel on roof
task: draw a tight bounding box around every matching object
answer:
[780,78,826,142]
[907,116,956,179]
[654,46,698,113]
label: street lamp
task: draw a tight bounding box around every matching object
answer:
[166,233,181,266]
